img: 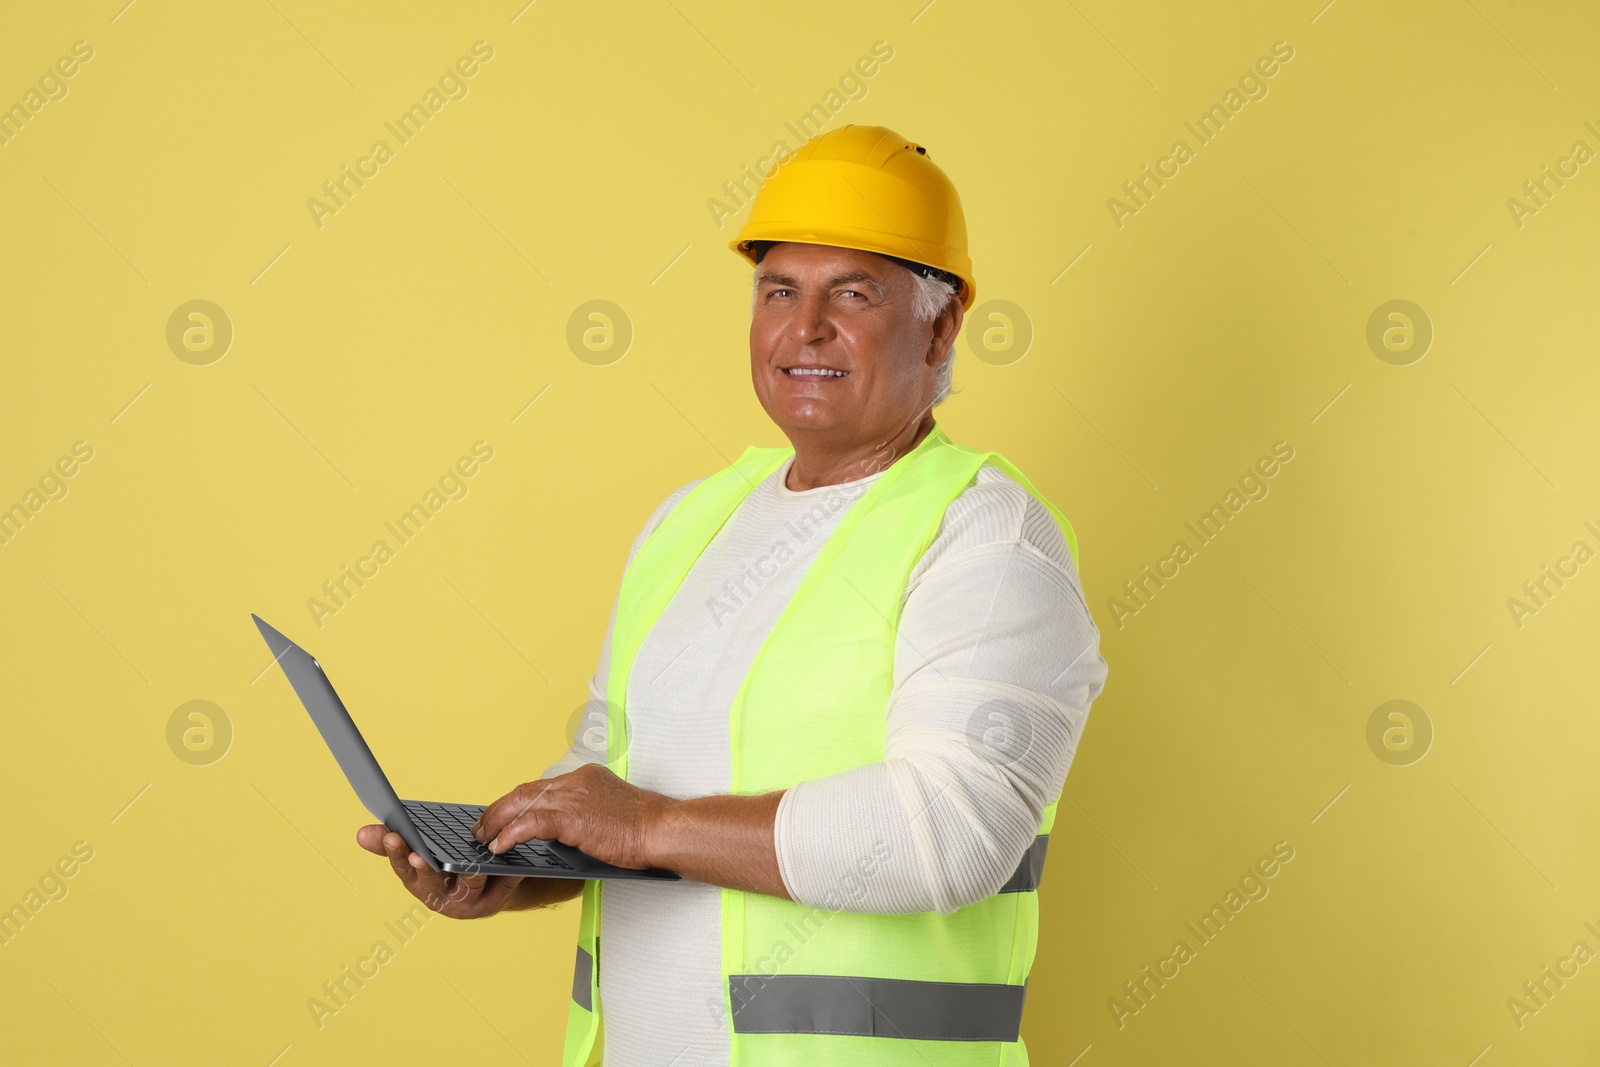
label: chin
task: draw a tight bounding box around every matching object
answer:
[762,398,837,434]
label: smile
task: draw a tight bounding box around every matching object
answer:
[782,368,849,378]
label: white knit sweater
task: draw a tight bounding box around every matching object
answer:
[540,450,1108,1067]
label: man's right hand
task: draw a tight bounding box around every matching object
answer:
[355,824,584,917]
[356,824,523,919]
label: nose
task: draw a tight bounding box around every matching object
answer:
[786,288,835,347]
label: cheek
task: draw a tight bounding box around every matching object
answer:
[835,320,869,350]
[749,312,785,354]
[851,339,914,391]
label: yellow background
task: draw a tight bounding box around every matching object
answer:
[3,0,1597,1063]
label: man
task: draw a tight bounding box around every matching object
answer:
[357,124,1107,1066]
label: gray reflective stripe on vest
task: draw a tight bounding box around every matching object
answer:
[999,834,1050,894]
[572,944,594,1011]
[729,974,1026,1042]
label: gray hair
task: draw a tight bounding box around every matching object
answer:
[907,270,961,408]
[749,264,962,408]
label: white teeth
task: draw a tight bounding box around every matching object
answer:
[786,368,847,377]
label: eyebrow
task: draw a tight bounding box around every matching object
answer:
[755,268,886,296]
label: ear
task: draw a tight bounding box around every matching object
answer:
[927,292,964,366]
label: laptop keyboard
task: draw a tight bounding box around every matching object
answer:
[402,800,574,871]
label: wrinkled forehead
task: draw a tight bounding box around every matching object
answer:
[751,241,907,287]
[751,240,884,267]
[751,240,961,294]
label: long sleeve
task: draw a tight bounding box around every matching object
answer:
[773,470,1108,914]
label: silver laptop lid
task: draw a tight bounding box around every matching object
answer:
[252,614,442,869]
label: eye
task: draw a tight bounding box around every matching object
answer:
[839,289,867,301]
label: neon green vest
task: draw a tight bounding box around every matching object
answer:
[562,425,1080,1067]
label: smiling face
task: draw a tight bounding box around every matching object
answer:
[749,242,961,472]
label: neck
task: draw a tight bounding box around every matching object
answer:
[785,411,936,491]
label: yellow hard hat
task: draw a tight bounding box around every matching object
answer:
[729,124,977,311]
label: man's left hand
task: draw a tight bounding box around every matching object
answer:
[471,763,668,870]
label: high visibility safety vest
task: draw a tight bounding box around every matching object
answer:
[562,424,1081,1067]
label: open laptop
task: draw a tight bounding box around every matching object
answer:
[252,614,678,882]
